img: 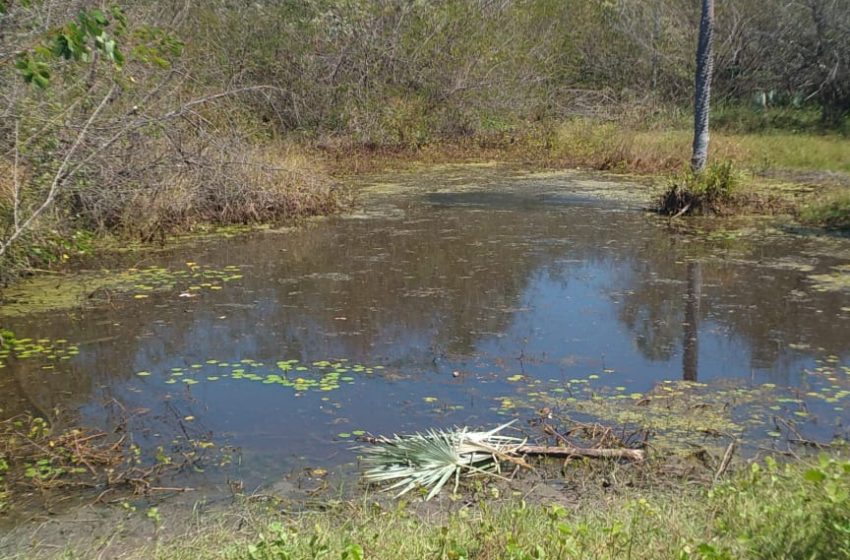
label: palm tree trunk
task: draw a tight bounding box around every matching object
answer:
[691,0,715,172]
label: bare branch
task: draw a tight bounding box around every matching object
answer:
[0,85,116,258]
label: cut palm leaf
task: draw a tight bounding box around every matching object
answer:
[358,421,526,500]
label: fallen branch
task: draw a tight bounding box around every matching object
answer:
[670,202,692,220]
[518,445,645,462]
[358,423,527,500]
[358,437,646,462]
[789,438,830,449]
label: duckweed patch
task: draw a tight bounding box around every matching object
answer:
[0,330,79,370]
[0,263,245,317]
[141,358,386,395]
[804,357,850,407]
[492,361,850,453]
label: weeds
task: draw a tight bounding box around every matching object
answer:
[0,414,123,513]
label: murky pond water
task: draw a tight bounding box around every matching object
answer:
[2,165,850,508]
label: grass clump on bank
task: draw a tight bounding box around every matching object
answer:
[92,454,850,560]
[92,141,343,242]
[655,162,740,216]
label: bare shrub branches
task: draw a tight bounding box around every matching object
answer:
[0,3,337,272]
[0,84,116,258]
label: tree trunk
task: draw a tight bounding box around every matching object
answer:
[691,0,715,173]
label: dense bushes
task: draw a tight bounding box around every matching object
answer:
[1,0,849,276]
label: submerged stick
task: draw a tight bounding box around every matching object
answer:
[518,445,645,462]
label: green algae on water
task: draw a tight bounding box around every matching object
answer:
[809,264,850,292]
[0,263,246,317]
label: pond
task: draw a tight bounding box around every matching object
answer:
[1,164,849,509]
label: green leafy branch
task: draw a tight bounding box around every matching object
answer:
[12,6,184,89]
[15,7,127,88]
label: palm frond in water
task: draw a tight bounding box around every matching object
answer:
[358,421,525,500]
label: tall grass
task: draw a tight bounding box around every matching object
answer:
[544,120,850,175]
[733,133,850,174]
[0,135,340,280]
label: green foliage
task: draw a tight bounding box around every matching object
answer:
[128,456,850,560]
[146,507,163,527]
[0,0,29,15]
[691,161,739,201]
[131,25,184,67]
[699,455,850,559]
[246,522,294,560]
[23,457,66,480]
[12,5,185,90]
[16,7,127,87]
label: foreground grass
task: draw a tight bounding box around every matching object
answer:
[64,454,849,560]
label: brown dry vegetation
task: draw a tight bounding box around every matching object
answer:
[75,137,341,242]
[0,161,13,212]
